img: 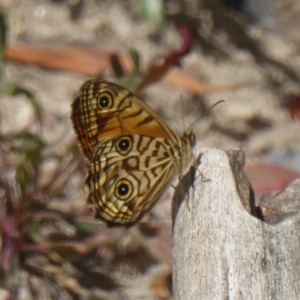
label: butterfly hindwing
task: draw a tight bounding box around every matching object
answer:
[86,134,178,225]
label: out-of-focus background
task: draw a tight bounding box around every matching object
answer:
[1,0,300,299]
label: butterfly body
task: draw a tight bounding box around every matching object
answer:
[71,80,195,226]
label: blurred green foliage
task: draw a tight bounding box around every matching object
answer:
[134,0,165,29]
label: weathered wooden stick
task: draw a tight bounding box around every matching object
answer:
[172,148,300,299]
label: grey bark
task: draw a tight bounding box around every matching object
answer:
[172,148,300,300]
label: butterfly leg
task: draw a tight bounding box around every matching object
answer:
[192,153,210,184]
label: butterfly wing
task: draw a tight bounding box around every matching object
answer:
[71,79,179,164]
[71,79,195,225]
[86,134,179,226]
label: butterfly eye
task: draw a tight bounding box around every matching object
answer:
[115,136,133,155]
[115,179,133,200]
[98,92,113,109]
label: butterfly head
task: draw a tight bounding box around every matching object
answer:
[178,129,196,171]
[183,129,196,149]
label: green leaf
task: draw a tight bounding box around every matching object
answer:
[11,131,45,161]
[8,131,45,193]
[5,84,43,123]
[118,49,143,92]
[26,216,42,242]
[135,0,165,29]
[72,221,100,235]
[0,11,7,83]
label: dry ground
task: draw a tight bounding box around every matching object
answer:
[1,0,300,299]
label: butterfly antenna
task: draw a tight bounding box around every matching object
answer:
[186,99,225,132]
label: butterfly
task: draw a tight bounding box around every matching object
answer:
[71,79,195,226]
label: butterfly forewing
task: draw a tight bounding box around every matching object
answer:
[71,80,179,164]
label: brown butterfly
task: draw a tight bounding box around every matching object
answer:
[71,79,195,226]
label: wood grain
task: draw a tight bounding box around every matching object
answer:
[172,148,300,299]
